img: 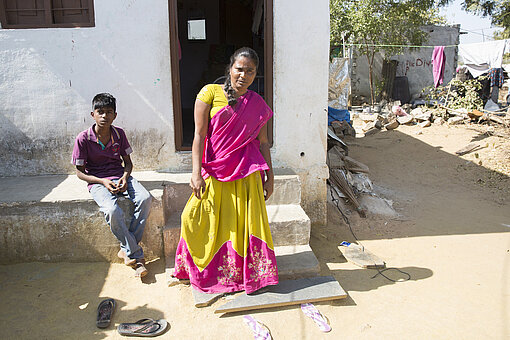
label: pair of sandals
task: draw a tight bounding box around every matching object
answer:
[243,303,331,339]
[97,298,168,337]
[118,249,148,278]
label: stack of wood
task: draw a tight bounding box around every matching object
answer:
[327,144,370,218]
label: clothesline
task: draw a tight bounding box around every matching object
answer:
[342,42,458,48]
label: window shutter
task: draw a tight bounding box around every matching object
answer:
[51,0,91,25]
[4,0,47,26]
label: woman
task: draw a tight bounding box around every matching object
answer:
[173,47,278,294]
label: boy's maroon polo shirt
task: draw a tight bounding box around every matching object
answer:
[71,124,132,189]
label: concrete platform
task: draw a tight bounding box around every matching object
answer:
[0,170,310,264]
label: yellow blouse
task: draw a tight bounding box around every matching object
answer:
[196,84,229,118]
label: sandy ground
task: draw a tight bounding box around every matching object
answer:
[1,123,509,340]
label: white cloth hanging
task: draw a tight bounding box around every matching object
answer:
[458,39,509,77]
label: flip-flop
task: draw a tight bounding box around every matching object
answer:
[243,315,272,340]
[300,303,331,332]
[117,318,168,337]
[96,298,115,329]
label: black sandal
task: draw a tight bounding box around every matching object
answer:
[96,298,115,328]
[117,318,169,337]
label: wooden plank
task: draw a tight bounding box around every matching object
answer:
[338,243,385,269]
[215,276,347,314]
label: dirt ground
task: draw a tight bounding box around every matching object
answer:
[1,123,509,339]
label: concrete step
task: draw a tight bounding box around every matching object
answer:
[0,183,165,264]
[166,244,320,286]
[266,204,311,246]
[0,170,304,264]
[162,204,311,263]
[162,169,302,219]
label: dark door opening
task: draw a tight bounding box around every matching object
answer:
[169,0,273,151]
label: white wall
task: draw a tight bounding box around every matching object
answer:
[272,0,330,225]
[351,25,460,101]
[0,1,181,176]
[0,0,330,225]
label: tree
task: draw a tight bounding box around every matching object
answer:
[462,0,510,39]
[330,0,444,104]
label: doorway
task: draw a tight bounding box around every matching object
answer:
[169,0,273,150]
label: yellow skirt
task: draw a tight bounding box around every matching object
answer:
[173,171,279,293]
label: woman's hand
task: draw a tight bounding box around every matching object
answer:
[190,173,206,199]
[263,175,274,200]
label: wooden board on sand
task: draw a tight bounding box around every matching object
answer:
[215,276,347,314]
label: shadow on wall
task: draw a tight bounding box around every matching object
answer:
[0,28,172,177]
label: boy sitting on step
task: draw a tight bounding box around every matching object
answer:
[72,93,152,278]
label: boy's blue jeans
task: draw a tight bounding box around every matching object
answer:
[89,176,152,260]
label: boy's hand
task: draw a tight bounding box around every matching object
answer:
[102,179,119,194]
[117,176,128,193]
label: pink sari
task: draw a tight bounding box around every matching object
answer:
[201,90,272,181]
[173,90,278,294]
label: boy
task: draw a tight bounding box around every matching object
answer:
[72,93,152,277]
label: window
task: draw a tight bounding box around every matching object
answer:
[0,0,94,29]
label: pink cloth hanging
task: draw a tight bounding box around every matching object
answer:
[432,46,446,88]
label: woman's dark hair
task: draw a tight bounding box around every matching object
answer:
[224,47,259,107]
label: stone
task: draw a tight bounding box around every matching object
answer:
[193,288,225,308]
[358,194,398,217]
[418,120,431,128]
[447,116,464,125]
[338,243,385,268]
[433,117,445,125]
[455,143,480,156]
[384,119,399,130]
[362,121,376,132]
[359,113,378,122]
[410,107,424,116]
[468,109,484,119]
[397,115,414,125]
[214,276,347,314]
[363,128,379,136]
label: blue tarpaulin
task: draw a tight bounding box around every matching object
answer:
[328,107,350,126]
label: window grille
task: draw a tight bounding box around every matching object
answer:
[0,0,94,28]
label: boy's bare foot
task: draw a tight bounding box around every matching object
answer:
[117,249,136,267]
[135,259,148,278]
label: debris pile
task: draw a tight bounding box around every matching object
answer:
[326,129,396,218]
[349,97,509,137]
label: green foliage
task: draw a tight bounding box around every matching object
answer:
[462,0,510,38]
[330,0,444,55]
[330,0,445,103]
[425,77,487,111]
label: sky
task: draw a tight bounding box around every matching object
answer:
[440,0,504,44]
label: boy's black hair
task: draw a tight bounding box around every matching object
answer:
[92,93,116,112]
